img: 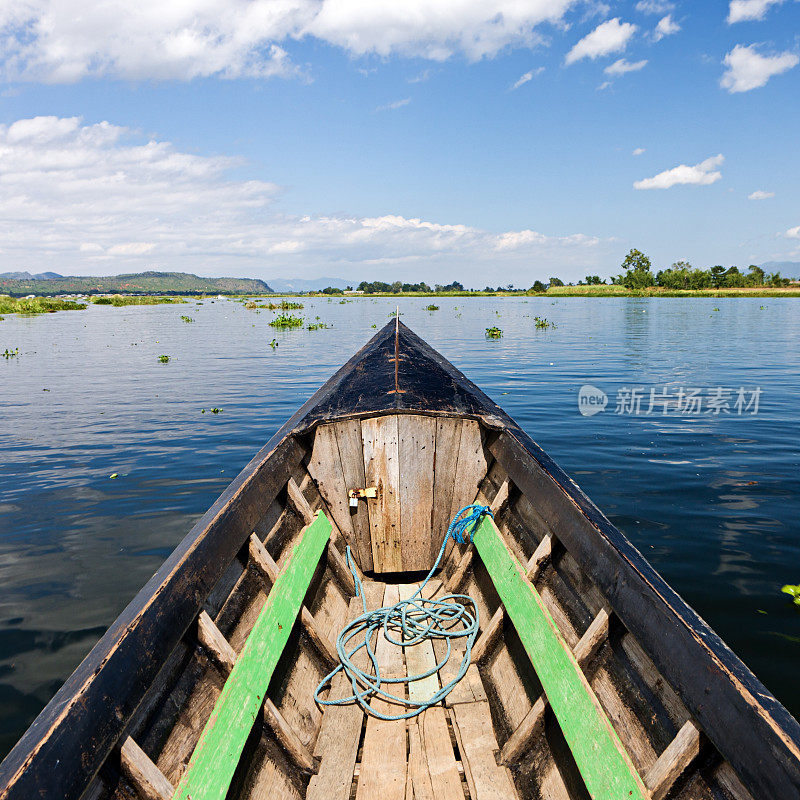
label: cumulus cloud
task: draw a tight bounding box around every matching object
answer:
[633,147,646,155]
[634,154,724,190]
[635,0,674,13]
[0,115,611,276]
[721,44,798,92]
[604,58,648,75]
[509,67,544,90]
[727,0,784,24]
[748,190,774,199]
[785,226,800,238]
[0,0,582,82]
[565,18,637,65]
[653,15,681,40]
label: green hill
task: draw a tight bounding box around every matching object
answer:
[0,271,273,297]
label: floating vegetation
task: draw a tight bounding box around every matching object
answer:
[339,299,352,304]
[158,354,170,363]
[245,301,257,309]
[269,339,279,349]
[485,327,503,338]
[202,408,223,414]
[307,322,329,330]
[2,347,19,359]
[109,473,118,480]
[269,314,304,329]
[0,297,87,315]
[781,585,800,607]
[371,324,377,328]
[180,315,194,323]
[534,316,556,329]
[425,304,439,311]
[93,295,180,307]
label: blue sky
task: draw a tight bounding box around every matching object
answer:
[0,0,798,286]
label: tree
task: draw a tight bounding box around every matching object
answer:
[321,286,343,295]
[530,280,546,293]
[584,275,604,285]
[710,265,726,288]
[549,277,564,287]
[620,248,654,289]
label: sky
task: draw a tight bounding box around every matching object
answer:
[0,0,798,287]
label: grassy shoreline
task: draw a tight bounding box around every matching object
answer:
[2,285,799,318]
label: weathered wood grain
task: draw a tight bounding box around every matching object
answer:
[431,417,463,562]
[398,415,437,571]
[119,737,174,800]
[173,512,332,800]
[362,416,402,572]
[331,419,373,571]
[355,584,407,800]
[472,515,649,800]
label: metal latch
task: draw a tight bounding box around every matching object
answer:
[349,487,377,507]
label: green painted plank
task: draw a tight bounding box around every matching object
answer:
[173,510,333,800]
[472,516,649,800]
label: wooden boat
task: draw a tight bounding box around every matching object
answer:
[2,319,799,800]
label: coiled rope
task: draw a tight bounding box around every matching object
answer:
[314,504,493,720]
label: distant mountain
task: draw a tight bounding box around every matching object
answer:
[0,270,273,297]
[267,276,351,293]
[0,270,63,280]
[761,262,800,275]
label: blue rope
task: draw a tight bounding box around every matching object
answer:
[314,505,493,720]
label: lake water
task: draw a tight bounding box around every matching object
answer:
[1,296,799,756]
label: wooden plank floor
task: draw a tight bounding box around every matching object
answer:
[312,581,520,800]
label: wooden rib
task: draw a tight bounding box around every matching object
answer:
[471,606,503,664]
[120,736,174,800]
[446,549,473,593]
[490,478,511,515]
[326,540,357,596]
[194,590,319,776]
[644,721,702,800]
[500,606,612,765]
[287,476,316,525]
[525,532,553,582]
[197,610,237,674]
[263,698,318,774]
[248,533,338,669]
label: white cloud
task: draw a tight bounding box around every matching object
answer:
[509,67,543,90]
[748,190,774,199]
[634,154,724,189]
[653,15,681,40]
[0,115,612,277]
[604,58,648,75]
[633,147,646,155]
[635,0,674,13]
[727,0,784,24]
[721,44,798,92]
[0,0,584,82]
[597,80,613,90]
[784,226,800,238]
[376,97,411,111]
[565,18,637,65]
